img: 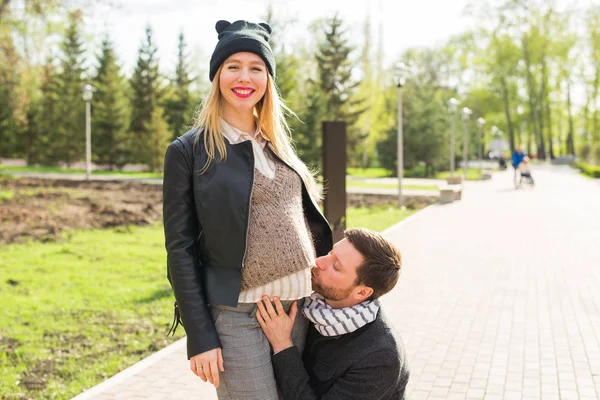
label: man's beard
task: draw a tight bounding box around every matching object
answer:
[311,268,354,301]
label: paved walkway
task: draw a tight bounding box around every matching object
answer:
[72,165,600,399]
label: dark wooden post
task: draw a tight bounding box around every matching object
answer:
[322,121,347,243]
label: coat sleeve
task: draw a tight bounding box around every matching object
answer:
[272,347,406,400]
[163,139,221,359]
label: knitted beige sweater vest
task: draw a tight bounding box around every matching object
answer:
[240,159,316,291]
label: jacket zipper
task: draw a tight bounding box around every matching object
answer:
[241,146,255,268]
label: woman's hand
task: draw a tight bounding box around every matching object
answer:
[190,347,224,388]
[256,296,296,354]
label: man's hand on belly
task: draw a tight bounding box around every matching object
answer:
[256,295,296,354]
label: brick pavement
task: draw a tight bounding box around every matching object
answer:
[73,165,600,400]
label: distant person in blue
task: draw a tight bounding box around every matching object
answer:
[512,145,534,186]
[512,145,526,169]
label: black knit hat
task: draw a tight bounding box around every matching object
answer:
[209,20,275,81]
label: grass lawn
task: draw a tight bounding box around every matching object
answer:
[435,168,483,181]
[346,181,438,191]
[0,225,184,400]
[347,204,415,232]
[0,165,163,179]
[0,189,14,202]
[346,167,392,178]
[0,204,419,399]
[574,162,600,178]
[347,166,492,181]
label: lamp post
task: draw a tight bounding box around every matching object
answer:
[461,107,472,182]
[394,63,409,208]
[448,98,460,176]
[491,125,499,158]
[477,117,486,173]
[82,84,96,180]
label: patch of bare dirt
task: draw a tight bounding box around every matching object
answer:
[0,177,435,245]
[19,360,56,391]
[0,178,162,244]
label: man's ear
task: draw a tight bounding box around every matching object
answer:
[354,286,374,302]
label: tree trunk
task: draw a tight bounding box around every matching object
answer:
[546,101,555,159]
[538,55,551,160]
[593,69,600,142]
[566,79,575,155]
[500,76,515,152]
[0,0,10,23]
[523,38,543,158]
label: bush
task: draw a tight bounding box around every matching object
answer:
[574,161,600,178]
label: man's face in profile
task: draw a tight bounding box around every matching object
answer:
[311,239,364,301]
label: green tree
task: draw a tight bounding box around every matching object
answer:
[263,6,323,168]
[92,35,129,168]
[585,5,600,160]
[129,24,164,167]
[353,13,384,168]
[23,59,61,165]
[144,106,171,171]
[163,31,194,140]
[377,49,450,176]
[0,38,18,157]
[314,14,365,165]
[54,11,86,166]
[0,0,69,160]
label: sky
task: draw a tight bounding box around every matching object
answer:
[84,0,595,94]
[86,0,477,79]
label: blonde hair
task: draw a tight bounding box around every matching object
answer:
[193,65,321,200]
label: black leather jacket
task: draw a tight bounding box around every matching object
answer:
[163,128,332,359]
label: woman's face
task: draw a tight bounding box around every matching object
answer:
[219,52,268,114]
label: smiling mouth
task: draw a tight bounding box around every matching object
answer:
[232,88,255,98]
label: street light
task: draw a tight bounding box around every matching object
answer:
[461,107,472,182]
[394,62,409,208]
[477,117,486,173]
[448,98,460,176]
[82,84,96,180]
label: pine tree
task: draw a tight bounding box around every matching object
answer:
[315,14,365,165]
[263,6,320,165]
[163,31,194,140]
[316,14,363,122]
[54,11,86,166]
[129,24,163,166]
[0,34,19,157]
[24,60,60,165]
[92,36,129,169]
[294,83,325,168]
[144,106,171,171]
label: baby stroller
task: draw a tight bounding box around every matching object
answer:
[515,159,534,188]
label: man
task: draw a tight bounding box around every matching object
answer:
[256,228,409,400]
[512,145,527,187]
[512,145,526,169]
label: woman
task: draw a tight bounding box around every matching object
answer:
[163,20,332,399]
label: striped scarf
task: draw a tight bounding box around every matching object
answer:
[302,293,380,337]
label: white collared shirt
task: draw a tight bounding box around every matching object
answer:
[220,118,276,179]
[219,118,313,303]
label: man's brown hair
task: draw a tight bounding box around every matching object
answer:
[344,228,402,299]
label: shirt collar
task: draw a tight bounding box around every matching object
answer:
[220,118,270,144]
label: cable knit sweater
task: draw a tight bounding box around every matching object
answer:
[240,159,316,291]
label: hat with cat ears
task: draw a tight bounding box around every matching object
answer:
[209,20,275,81]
